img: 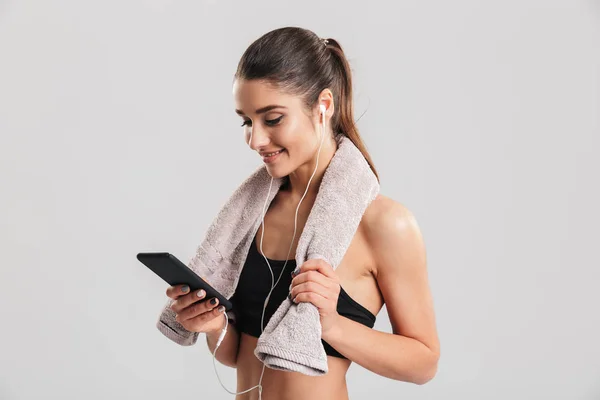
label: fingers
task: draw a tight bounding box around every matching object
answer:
[296,259,339,282]
[184,302,227,327]
[292,269,331,288]
[166,284,192,300]
[292,291,329,309]
[290,279,335,301]
[170,288,208,313]
[164,275,226,331]
[290,259,340,306]
[166,275,210,300]
[176,296,222,323]
[292,266,339,291]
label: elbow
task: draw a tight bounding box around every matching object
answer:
[413,350,439,385]
[414,365,437,385]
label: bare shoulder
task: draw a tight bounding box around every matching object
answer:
[361,194,425,276]
[362,193,416,226]
[364,194,414,224]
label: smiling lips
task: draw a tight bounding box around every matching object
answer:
[261,149,285,163]
[260,149,284,156]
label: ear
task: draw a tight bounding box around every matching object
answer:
[316,88,334,124]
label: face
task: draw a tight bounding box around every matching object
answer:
[233,79,322,178]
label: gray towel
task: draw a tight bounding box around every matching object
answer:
[156,134,379,375]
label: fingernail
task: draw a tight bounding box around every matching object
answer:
[210,298,218,305]
[218,305,225,313]
[196,290,205,298]
[181,285,189,293]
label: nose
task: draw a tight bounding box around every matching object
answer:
[246,125,270,151]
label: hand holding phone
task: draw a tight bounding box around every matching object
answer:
[137,252,233,334]
[165,283,228,334]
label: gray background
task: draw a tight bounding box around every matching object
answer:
[1,0,599,399]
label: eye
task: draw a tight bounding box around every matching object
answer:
[241,119,252,127]
[265,116,283,126]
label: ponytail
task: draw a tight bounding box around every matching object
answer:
[326,39,380,182]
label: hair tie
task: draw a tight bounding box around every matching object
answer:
[322,38,329,47]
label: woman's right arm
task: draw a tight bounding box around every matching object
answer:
[205,317,241,368]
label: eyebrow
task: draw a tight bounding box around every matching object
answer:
[235,105,287,116]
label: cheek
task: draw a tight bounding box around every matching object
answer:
[275,119,309,148]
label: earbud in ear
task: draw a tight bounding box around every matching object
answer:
[319,104,326,116]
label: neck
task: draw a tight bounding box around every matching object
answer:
[284,134,339,200]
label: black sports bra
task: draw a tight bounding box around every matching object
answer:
[229,235,376,359]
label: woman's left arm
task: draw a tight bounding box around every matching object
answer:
[326,201,439,384]
[291,200,440,384]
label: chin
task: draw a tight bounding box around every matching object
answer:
[264,159,296,179]
[265,166,289,180]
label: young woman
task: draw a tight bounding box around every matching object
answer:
[165,27,440,400]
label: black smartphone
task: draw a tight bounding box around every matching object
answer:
[137,252,233,311]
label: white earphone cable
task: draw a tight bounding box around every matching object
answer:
[212,106,327,399]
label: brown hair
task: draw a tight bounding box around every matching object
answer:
[234,27,379,182]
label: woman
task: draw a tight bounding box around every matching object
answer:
[166,27,440,399]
